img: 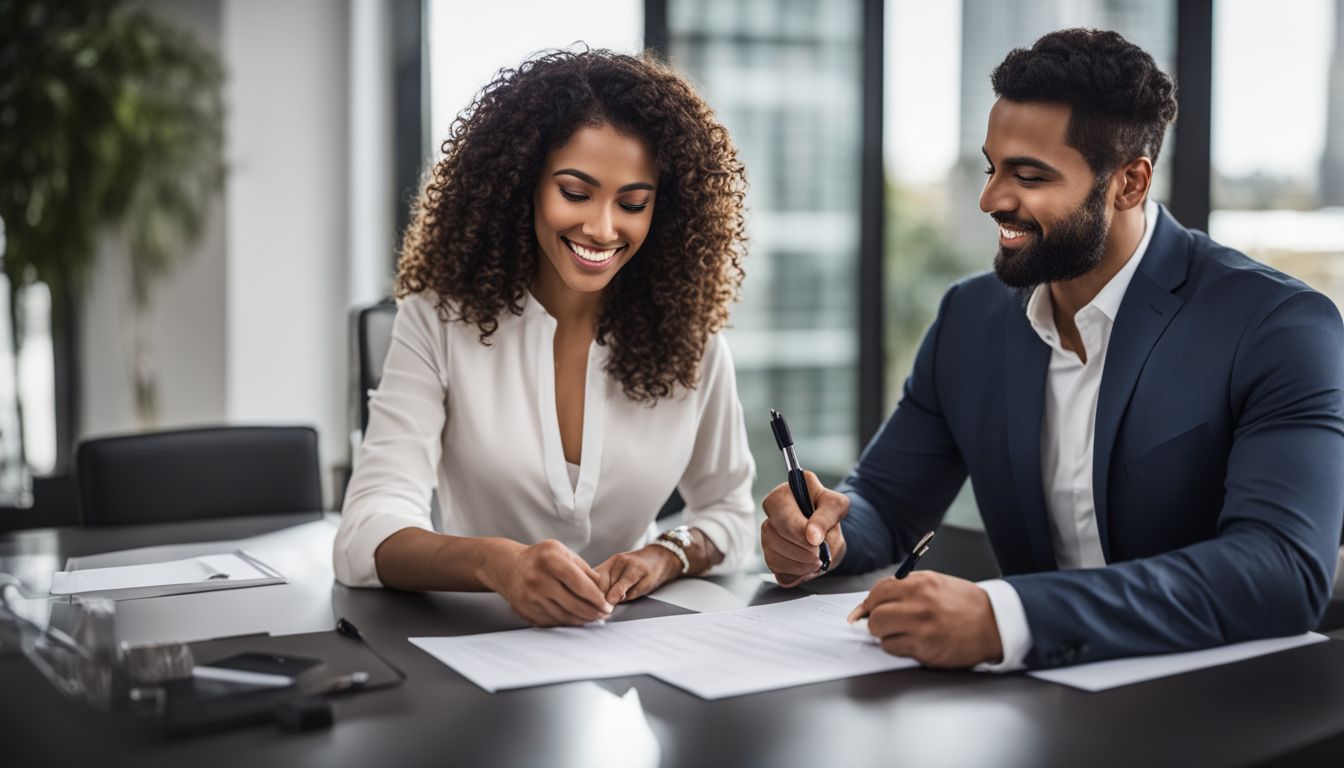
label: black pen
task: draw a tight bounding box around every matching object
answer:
[894,530,935,579]
[336,617,407,681]
[769,409,830,573]
[847,530,935,623]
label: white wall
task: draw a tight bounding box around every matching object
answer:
[80,0,394,507]
[224,0,351,502]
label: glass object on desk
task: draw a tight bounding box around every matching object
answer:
[0,574,193,711]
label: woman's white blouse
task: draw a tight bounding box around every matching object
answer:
[334,291,757,587]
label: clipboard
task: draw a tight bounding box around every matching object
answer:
[148,628,403,737]
[51,550,286,601]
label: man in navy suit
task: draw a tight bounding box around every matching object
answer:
[761,29,1344,670]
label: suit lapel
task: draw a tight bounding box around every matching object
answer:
[1091,207,1189,560]
[1004,304,1056,572]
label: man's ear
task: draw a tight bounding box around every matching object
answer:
[1112,156,1152,211]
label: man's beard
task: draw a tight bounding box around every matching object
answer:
[992,180,1110,290]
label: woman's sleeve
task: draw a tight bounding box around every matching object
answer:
[679,334,757,572]
[333,293,449,587]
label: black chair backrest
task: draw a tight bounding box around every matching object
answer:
[76,426,323,526]
[354,299,397,434]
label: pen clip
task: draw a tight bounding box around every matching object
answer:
[894,530,936,579]
[911,530,935,557]
[769,409,792,451]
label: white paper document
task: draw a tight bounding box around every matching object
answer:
[649,593,918,699]
[411,591,917,699]
[646,577,748,614]
[413,589,1332,699]
[1028,632,1328,691]
[49,550,285,600]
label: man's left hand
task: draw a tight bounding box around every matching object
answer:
[849,571,1004,668]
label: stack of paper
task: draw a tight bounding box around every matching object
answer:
[412,589,1331,699]
[411,591,917,700]
[49,550,285,601]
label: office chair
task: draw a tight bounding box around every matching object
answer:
[351,298,398,435]
[76,426,323,526]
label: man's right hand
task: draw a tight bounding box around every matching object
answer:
[488,539,613,626]
[761,471,850,587]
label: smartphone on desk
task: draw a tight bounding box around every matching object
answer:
[191,652,322,689]
[150,652,324,736]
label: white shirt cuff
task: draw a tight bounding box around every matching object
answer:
[333,508,432,587]
[974,579,1033,672]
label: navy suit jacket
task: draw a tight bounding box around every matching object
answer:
[836,206,1344,668]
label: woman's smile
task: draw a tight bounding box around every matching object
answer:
[562,236,624,270]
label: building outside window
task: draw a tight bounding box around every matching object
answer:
[667,0,865,497]
[1209,0,1344,312]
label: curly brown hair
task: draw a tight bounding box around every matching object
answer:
[396,48,747,403]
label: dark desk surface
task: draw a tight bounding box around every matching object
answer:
[3,514,1344,768]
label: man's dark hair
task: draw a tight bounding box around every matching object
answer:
[991,28,1178,177]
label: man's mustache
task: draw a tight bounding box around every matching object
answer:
[990,212,1040,232]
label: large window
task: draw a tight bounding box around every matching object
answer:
[420,0,1339,535]
[883,0,1176,527]
[1209,0,1344,307]
[426,1,642,150]
[666,0,866,496]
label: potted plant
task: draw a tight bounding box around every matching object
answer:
[0,0,224,493]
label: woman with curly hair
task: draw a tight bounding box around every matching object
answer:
[334,48,755,628]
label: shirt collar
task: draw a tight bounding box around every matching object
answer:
[1025,197,1159,340]
[523,289,554,322]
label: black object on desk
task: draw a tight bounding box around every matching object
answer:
[336,616,407,682]
[148,623,403,737]
[769,409,831,572]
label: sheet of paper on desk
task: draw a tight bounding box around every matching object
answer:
[646,577,748,613]
[649,593,917,699]
[410,615,689,692]
[49,550,285,599]
[1028,632,1328,692]
[410,592,917,699]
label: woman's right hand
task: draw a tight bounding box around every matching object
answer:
[489,539,613,627]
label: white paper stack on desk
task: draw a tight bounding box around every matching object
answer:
[411,591,918,699]
[49,550,286,601]
[411,588,1330,700]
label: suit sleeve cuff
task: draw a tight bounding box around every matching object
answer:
[974,578,1033,672]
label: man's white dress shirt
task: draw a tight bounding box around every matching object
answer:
[978,198,1159,670]
[334,291,756,587]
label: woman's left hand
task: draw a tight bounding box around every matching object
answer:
[594,545,683,604]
